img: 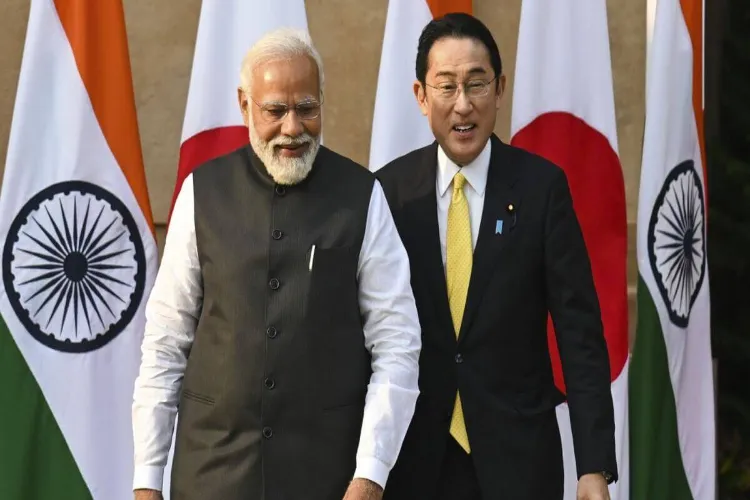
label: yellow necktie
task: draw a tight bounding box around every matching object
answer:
[446,171,472,453]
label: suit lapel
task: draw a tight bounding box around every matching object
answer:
[459,136,521,342]
[403,143,456,347]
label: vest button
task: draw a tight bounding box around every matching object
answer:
[269,278,280,290]
[262,426,273,439]
[272,229,283,240]
[455,353,463,364]
[264,378,275,390]
[275,185,286,196]
[266,326,278,338]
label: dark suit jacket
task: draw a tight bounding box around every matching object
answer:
[375,135,617,499]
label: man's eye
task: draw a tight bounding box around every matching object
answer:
[266,108,287,119]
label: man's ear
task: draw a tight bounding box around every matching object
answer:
[237,88,250,127]
[413,80,428,116]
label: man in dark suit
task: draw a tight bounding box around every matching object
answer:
[375,13,617,500]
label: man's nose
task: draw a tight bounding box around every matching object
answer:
[453,90,473,114]
[280,110,304,137]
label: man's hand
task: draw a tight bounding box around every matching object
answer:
[134,489,163,500]
[577,473,610,500]
[342,478,383,500]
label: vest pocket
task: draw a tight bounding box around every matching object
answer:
[306,245,370,409]
[181,388,215,406]
[306,245,360,329]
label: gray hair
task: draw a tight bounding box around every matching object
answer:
[240,28,324,98]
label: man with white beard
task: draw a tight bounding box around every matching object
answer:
[131,28,421,500]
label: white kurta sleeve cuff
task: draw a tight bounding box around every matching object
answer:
[132,465,164,492]
[354,456,391,490]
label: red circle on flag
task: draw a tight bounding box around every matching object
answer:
[511,111,629,393]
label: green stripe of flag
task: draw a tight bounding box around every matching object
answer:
[0,313,92,500]
[629,275,693,499]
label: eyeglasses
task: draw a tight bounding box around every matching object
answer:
[249,96,322,123]
[424,75,499,100]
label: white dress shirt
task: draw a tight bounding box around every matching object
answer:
[132,173,421,491]
[436,140,492,263]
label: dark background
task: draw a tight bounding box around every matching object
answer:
[707,0,750,497]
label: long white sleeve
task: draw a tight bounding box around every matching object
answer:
[132,175,201,491]
[353,181,422,488]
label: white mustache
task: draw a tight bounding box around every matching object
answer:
[271,134,313,148]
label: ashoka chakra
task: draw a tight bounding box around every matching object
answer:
[647,160,706,328]
[2,181,146,353]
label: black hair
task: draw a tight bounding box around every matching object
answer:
[415,12,502,87]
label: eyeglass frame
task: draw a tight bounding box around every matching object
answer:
[422,74,500,101]
[245,93,324,124]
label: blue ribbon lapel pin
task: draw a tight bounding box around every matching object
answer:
[495,219,504,235]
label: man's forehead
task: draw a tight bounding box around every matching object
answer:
[427,37,491,72]
[253,56,316,78]
[251,57,319,96]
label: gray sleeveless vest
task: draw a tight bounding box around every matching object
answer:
[170,145,376,500]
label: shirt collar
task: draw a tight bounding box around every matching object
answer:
[437,139,492,198]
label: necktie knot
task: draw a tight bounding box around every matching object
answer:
[452,172,467,197]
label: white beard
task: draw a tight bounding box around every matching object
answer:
[248,122,320,185]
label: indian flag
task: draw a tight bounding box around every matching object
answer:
[0,0,157,499]
[169,0,309,221]
[510,1,629,498]
[368,0,471,171]
[630,0,716,498]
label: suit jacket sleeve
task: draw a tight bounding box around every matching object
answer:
[543,168,618,481]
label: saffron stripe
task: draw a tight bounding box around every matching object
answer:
[679,0,707,187]
[426,0,472,18]
[52,0,154,232]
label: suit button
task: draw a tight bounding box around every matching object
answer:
[269,278,280,290]
[262,427,273,439]
[264,378,275,390]
[272,229,283,240]
[275,185,286,196]
[267,326,278,338]
[455,353,463,364]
